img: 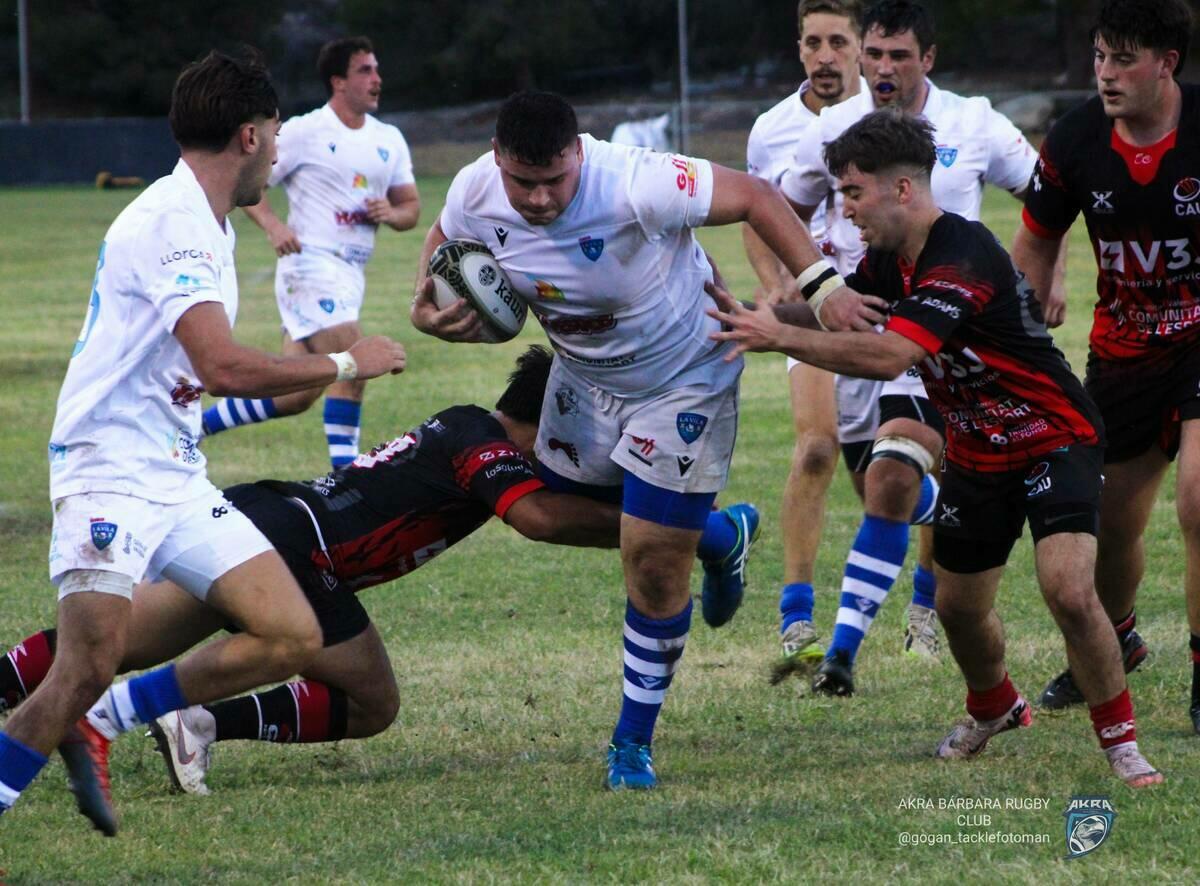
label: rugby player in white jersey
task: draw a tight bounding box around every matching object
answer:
[205,37,421,469]
[410,91,884,790]
[774,0,1040,696]
[744,0,872,682]
[0,51,405,836]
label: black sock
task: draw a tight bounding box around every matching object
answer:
[206,682,348,743]
[1190,634,1200,708]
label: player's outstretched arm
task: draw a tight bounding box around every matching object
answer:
[242,194,301,257]
[1012,223,1067,328]
[410,217,486,342]
[503,490,621,549]
[705,280,924,380]
[175,302,405,397]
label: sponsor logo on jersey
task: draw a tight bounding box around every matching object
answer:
[328,142,337,153]
[548,437,580,467]
[938,504,961,527]
[159,248,214,266]
[319,298,336,314]
[1064,796,1116,859]
[631,435,655,456]
[532,279,566,301]
[919,293,963,318]
[676,455,694,476]
[90,518,118,551]
[1024,461,1052,496]
[676,412,708,444]
[352,173,369,189]
[48,442,67,464]
[335,209,371,226]
[170,377,204,408]
[670,156,698,196]
[1173,177,1200,215]
[935,146,958,168]
[579,236,604,261]
[495,226,509,246]
[173,273,209,292]
[377,147,389,162]
[170,429,202,465]
[536,312,616,336]
[1097,238,1198,275]
[1091,191,1115,214]
[555,386,579,416]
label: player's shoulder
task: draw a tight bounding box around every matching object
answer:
[927,213,1008,273]
[752,89,807,136]
[110,170,212,248]
[1044,94,1108,149]
[812,90,874,142]
[364,113,408,144]
[429,404,505,442]
[279,105,326,135]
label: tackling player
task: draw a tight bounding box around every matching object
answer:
[709,110,1163,788]
[1011,0,1200,732]
[744,0,871,680]
[0,347,625,796]
[774,0,1040,694]
[203,37,421,469]
[411,91,884,789]
[0,51,407,835]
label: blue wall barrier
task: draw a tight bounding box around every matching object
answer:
[0,118,178,186]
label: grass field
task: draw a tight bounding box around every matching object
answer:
[0,178,1196,884]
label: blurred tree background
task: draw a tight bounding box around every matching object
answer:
[0,0,1143,119]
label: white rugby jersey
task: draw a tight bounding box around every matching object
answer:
[780,79,1035,274]
[49,160,237,503]
[270,104,414,267]
[747,77,868,254]
[440,135,738,397]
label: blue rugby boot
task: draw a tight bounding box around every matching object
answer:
[605,740,656,790]
[701,503,761,628]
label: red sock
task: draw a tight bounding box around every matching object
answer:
[1090,689,1136,749]
[1,629,56,712]
[966,673,1019,722]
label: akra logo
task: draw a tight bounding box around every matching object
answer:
[1064,796,1116,859]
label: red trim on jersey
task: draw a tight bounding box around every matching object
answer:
[1021,206,1065,240]
[886,315,941,356]
[292,681,332,742]
[453,442,526,489]
[1110,127,1177,186]
[918,265,997,309]
[495,478,545,519]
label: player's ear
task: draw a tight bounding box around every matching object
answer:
[238,121,258,155]
[574,136,583,162]
[492,137,502,166]
[922,43,936,73]
[1160,49,1180,79]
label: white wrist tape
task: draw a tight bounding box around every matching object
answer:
[797,261,846,331]
[328,351,358,382]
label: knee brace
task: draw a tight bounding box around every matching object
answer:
[870,435,935,476]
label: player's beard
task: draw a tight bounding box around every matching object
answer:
[809,69,845,100]
[234,160,271,209]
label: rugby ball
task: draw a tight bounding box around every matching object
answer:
[429,239,526,343]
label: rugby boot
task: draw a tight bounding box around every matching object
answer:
[605,740,656,791]
[811,649,855,697]
[149,706,214,796]
[769,620,825,684]
[700,503,760,628]
[1105,743,1164,788]
[936,696,1031,760]
[59,717,117,836]
[903,604,941,659]
[1039,629,1148,710]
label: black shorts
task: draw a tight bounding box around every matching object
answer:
[224,483,371,647]
[1085,346,1200,463]
[932,444,1103,574]
[841,392,946,474]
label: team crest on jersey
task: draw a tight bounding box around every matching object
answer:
[90,519,118,551]
[676,412,708,444]
[1064,796,1116,859]
[555,386,579,416]
[319,298,336,314]
[328,142,337,153]
[579,236,604,262]
[377,147,389,162]
[935,146,958,168]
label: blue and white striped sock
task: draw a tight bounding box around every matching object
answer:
[0,733,48,811]
[780,582,815,632]
[829,515,909,664]
[612,599,691,746]
[201,397,278,437]
[86,664,188,740]
[324,397,362,469]
[909,473,939,525]
[910,563,937,610]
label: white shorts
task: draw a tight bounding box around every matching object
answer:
[48,484,274,601]
[536,357,740,494]
[275,246,366,341]
[786,358,928,444]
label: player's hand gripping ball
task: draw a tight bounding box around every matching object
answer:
[429,239,526,343]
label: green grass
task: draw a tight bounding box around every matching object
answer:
[0,180,1196,884]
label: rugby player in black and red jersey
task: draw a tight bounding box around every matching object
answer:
[0,346,626,796]
[708,110,1163,787]
[1011,0,1200,731]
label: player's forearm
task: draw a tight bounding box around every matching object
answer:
[383,199,420,232]
[511,494,622,548]
[201,347,339,398]
[774,326,912,380]
[1011,225,1061,311]
[742,223,794,296]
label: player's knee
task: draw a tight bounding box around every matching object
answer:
[261,619,323,678]
[1042,581,1097,631]
[274,388,323,417]
[791,432,838,481]
[1176,493,1200,542]
[360,686,401,736]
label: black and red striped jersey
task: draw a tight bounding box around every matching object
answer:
[1022,84,1200,362]
[260,405,543,592]
[849,212,1103,472]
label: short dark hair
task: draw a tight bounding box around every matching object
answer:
[862,0,935,56]
[169,50,278,152]
[495,92,578,166]
[495,345,555,425]
[318,36,374,97]
[824,109,936,179]
[799,0,863,33]
[1091,0,1193,75]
